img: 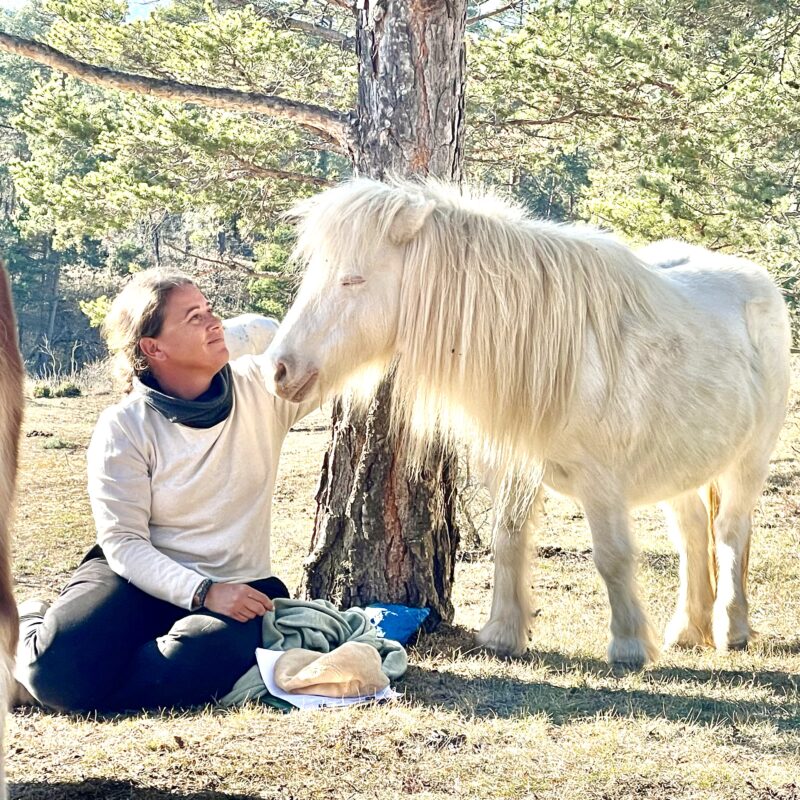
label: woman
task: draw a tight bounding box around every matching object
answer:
[15,269,312,712]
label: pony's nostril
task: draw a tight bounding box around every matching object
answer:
[274,360,287,385]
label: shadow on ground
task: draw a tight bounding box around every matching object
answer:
[403,661,800,729]
[13,624,800,736]
[10,780,261,799]
[406,624,800,729]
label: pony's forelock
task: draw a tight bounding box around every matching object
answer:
[288,178,419,279]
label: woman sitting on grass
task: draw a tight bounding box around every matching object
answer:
[15,269,312,713]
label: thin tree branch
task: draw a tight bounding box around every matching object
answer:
[479,108,642,126]
[501,110,583,126]
[0,31,353,149]
[281,17,355,50]
[220,2,351,45]
[467,1,522,25]
[162,241,279,277]
[624,79,682,98]
[220,1,355,50]
[325,0,355,11]
[224,155,335,187]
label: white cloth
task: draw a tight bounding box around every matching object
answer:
[87,355,314,609]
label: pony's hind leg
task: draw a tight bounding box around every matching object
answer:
[663,490,715,649]
[712,458,768,651]
[583,501,659,669]
[476,478,542,658]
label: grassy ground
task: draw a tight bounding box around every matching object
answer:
[7,363,800,800]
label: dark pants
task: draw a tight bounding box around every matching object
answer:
[16,549,289,713]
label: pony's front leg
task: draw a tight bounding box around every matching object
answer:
[583,502,659,669]
[476,480,542,658]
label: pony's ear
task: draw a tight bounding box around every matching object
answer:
[389,196,436,244]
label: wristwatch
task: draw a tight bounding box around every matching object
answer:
[191,578,213,611]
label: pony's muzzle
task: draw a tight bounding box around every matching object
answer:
[272,355,319,403]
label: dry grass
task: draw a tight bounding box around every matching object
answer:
[7,362,800,800]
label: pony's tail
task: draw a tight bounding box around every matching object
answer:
[0,262,23,660]
[706,482,721,599]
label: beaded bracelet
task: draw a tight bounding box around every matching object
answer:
[192,578,214,611]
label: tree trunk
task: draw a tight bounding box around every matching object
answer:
[349,0,466,181]
[45,239,59,343]
[304,385,459,626]
[301,0,467,626]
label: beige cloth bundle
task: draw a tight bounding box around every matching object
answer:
[273,642,390,698]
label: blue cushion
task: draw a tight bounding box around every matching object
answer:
[366,603,430,645]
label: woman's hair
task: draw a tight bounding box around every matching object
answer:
[103,268,194,392]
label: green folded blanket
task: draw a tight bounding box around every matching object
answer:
[219,597,407,707]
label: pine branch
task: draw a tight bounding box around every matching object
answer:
[224,155,335,187]
[480,109,642,126]
[0,31,352,148]
[162,241,276,277]
[219,0,355,50]
[281,17,355,50]
[325,0,355,11]
[467,1,522,25]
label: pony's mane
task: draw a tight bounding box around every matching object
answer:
[291,178,662,474]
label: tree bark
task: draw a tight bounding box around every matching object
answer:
[302,0,467,626]
[349,0,466,180]
[304,386,459,625]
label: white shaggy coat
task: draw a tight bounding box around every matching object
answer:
[268,179,791,667]
[223,314,279,361]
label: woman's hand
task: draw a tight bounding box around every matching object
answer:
[203,583,274,622]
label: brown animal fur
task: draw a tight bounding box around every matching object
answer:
[0,263,21,654]
[0,261,23,799]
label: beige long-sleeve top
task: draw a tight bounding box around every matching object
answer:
[86,355,312,609]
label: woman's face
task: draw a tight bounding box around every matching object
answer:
[142,283,229,377]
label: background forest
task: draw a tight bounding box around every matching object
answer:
[1,0,798,373]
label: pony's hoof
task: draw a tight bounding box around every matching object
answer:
[608,636,657,670]
[664,615,712,650]
[715,637,750,653]
[713,618,752,653]
[476,620,529,658]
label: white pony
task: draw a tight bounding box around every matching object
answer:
[0,263,23,799]
[266,179,791,668]
[223,313,279,360]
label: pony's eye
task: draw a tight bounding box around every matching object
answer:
[341,275,365,287]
